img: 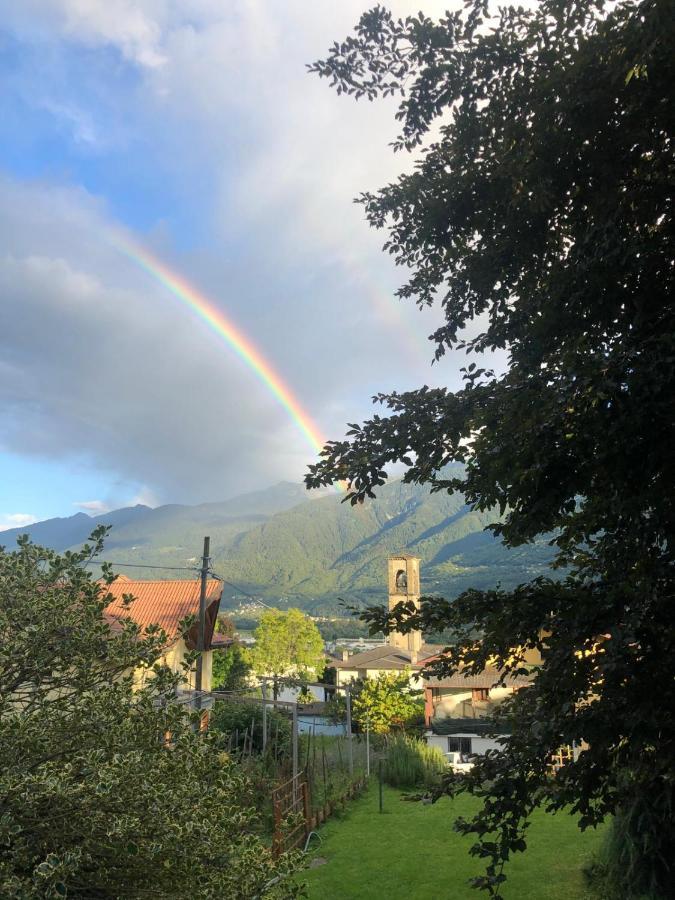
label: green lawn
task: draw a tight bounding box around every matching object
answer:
[300,785,605,900]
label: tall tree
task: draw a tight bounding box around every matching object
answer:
[212,642,252,692]
[351,671,422,735]
[308,1,674,896]
[0,530,298,898]
[249,609,325,699]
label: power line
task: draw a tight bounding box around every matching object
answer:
[85,560,199,572]
[86,560,362,616]
[209,572,277,610]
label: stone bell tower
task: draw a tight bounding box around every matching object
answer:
[387,554,423,654]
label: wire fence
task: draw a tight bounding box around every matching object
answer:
[207,683,372,817]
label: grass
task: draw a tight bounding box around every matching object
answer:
[300,785,606,900]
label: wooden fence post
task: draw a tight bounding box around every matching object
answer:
[302,780,311,836]
[272,793,282,857]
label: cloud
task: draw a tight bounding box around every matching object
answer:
[0,2,490,512]
[0,175,371,505]
[129,487,158,508]
[74,500,110,514]
[0,513,37,532]
[39,99,101,148]
[3,0,167,68]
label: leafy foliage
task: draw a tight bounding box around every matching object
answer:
[212,642,252,692]
[249,609,325,692]
[308,0,675,896]
[382,735,447,789]
[215,614,237,638]
[350,671,423,735]
[209,700,291,758]
[0,530,299,898]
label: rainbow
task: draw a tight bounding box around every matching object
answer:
[113,236,338,478]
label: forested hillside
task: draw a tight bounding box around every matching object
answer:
[212,476,554,614]
[2,476,554,615]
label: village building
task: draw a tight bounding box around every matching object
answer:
[104,576,224,693]
[423,665,534,756]
[332,555,443,689]
[333,554,539,759]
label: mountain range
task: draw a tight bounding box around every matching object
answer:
[1,474,555,615]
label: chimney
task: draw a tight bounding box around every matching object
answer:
[410,650,418,665]
[341,649,350,662]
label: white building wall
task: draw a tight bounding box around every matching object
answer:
[425,731,505,756]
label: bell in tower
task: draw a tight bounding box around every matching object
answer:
[387,554,422,654]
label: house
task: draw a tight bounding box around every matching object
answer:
[423,665,534,757]
[104,576,223,693]
[332,554,539,759]
[332,555,444,689]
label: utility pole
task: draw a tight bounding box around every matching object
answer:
[261,679,268,753]
[345,684,354,777]
[292,702,299,801]
[194,536,211,711]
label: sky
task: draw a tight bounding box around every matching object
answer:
[0,0,478,528]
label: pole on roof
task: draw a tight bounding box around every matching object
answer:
[194,536,211,711]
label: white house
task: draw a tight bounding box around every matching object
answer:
[422,665,533,757]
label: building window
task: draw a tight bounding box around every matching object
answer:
[431,688,441,700]
[448,737,472,755]
[395,569,407,591]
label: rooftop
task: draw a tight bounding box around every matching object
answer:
[429,717,515,736]
[425,665,533,690]
[103,578,222,650]
[333,642,444,671]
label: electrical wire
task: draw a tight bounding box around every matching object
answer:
[85,561,199,571]
[209,572,277,610]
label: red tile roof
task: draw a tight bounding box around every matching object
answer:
[103,579,222,649]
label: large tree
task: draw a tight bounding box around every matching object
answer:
[307,1,674,896]
[0,530,298,898]
[351,671,423,735]
[249,609,325,699]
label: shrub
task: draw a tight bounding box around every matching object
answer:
[584,805,672,900]
[212,642,251,691]
[0,532,299,898]
[351,671,423,734]
[210,700,291,758]
[382,735,446,789]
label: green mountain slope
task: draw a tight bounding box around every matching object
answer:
[212,476,554,613]
[0,482,311,558]
[1,477,555,612]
